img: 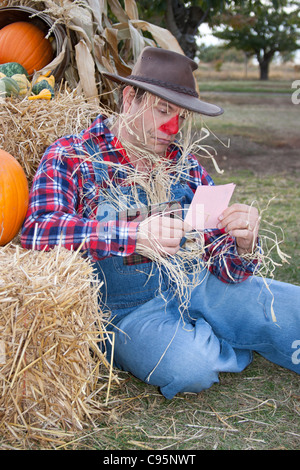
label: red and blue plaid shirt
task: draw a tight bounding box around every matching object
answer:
[21,114,258,283]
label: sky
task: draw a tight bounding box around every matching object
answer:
[198,23,222,46]
[198,22,300,63]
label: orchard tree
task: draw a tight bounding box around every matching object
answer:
[212,0,300,80]
[137,0,233,58]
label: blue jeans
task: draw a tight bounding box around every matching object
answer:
[94,259,300,400]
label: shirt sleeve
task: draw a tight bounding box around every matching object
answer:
[202,230,260,283]
[187,156,260,284]
[21,148,139,261]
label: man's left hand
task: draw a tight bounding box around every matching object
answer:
[218,203,260,255]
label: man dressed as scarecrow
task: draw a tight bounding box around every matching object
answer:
[21,47,300,399]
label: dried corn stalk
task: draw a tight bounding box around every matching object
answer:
[4,0,183,107]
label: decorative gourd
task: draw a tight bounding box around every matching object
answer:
[11,74,31,95]
[0,79,6,98]
[0,62,29,78]
[31,79,54,98]
[35,70,55,89]
[28,88,53,100]
[0,22,53,75]
[0,76,20,97]
[0,149,29,246]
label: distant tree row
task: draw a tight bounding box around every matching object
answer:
[197,44,297,65]
[196,44,245,63]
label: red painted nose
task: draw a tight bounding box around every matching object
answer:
[158,115,179,135]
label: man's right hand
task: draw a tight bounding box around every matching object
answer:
[136,214,187,257]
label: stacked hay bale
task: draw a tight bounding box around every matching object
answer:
[0,85,113,448]
[0,64,112,450]
[0,88,101,185]
[0,88,117,446]
[0,3,117,446]
[0,244,113,448]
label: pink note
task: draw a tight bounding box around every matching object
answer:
[185,183,236,230]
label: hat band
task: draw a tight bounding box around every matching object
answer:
[128,75,199,98]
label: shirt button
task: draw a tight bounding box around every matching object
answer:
[119,246,125,252]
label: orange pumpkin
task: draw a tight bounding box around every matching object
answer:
[0,21,53,75]
[0,149,29,246]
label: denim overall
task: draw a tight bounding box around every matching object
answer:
[92,158,300,399]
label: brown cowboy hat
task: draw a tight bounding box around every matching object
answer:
[102,47,223,117]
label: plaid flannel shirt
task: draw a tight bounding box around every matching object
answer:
[21,114,258,283]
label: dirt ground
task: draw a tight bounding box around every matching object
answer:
[205,135,300,177]
[197,92,300,178]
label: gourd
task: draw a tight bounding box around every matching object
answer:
[28,88,52,100]
[0,22,53,75]
[0,62,29,78]
[11,74,31,95]
[0,149,29,246]
[35,70,55,89]
[0,76,20,97]
[31,79,54,98]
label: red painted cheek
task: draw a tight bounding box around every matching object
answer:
[158,115,179,135]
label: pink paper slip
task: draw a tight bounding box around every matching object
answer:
[185,183,236,230]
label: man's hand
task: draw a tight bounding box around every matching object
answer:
[218,203,260,255]
[136,214,186,257]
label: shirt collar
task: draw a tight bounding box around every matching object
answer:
[81,114,113,142]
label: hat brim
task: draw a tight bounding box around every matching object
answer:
[102,72,224,117]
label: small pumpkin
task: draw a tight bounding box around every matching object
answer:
[0,22,53,75]
[31,79,54,98]
[0,149,29,246]
[35,70,55,89]
[28,88,53,101]
[11,74,31,95]
[0,62,29,78]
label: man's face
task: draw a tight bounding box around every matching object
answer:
[121,87,189,156]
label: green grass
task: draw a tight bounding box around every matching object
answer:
[198,95,299,149]
[197,79,293,94]
[66,355,300,450]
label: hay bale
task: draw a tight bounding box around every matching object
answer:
[0,244,112,447]
[0,89,101,185]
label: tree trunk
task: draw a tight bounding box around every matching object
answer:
[257,50,274,80]
[165,0,208,58]
[259,59,270,80]
[165,0,182,45]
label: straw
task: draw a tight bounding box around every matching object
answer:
[0,88,101,185]
[0,243,115,448]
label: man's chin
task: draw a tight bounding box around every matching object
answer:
[146,138,171,156]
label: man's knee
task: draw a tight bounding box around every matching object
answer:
[145,327,222,398]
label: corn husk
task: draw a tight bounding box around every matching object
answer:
[3,0,183,108]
